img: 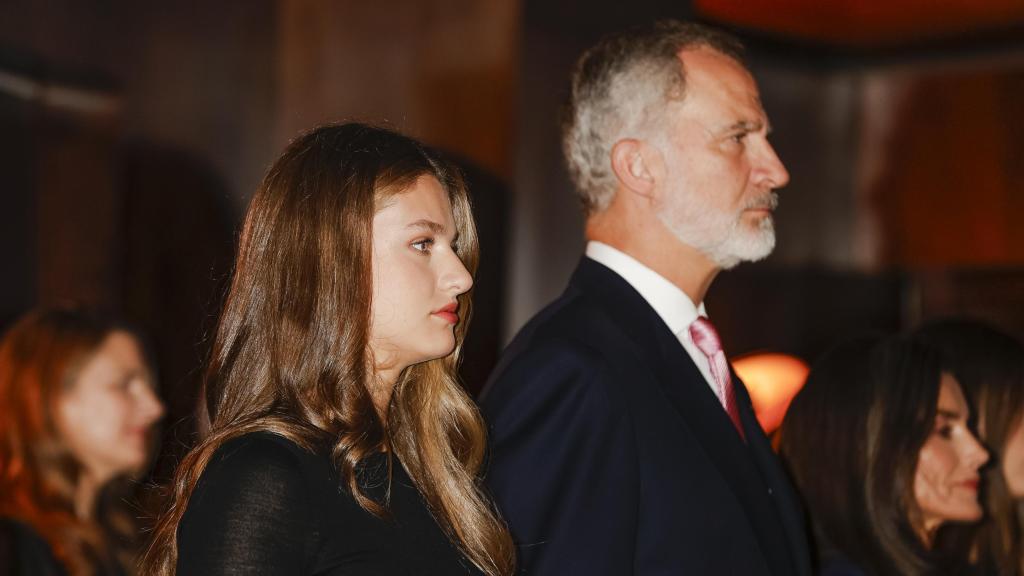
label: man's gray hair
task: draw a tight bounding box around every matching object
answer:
[562,20,746,215]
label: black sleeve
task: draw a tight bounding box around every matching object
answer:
[176,434,317,575]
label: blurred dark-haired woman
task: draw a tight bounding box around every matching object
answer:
[0,306,165,575]
[140,123,515,576]
[916,319,1024,576]
[780,335,988,576]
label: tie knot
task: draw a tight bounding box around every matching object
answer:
[688,317,723,357]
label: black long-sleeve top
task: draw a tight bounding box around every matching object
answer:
[176,431,484,576]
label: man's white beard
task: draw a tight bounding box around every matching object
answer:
[656,192,778,270]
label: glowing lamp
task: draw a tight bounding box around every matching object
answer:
[732,353,809,434]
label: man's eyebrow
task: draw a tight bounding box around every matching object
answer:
[722,119,765,133]
[406,219,448,234]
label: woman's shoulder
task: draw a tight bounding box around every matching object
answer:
[208,430,320,467]
[177,432,340,573]
[178,432,336,557]
[194,431,333,497]
[0,517,67,576]
[182,431,339,528]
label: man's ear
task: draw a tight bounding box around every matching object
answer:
[611,138,655,199]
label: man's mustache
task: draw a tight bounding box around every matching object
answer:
[745,192,779,211]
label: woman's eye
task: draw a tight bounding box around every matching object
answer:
[730,132,747,143]
[935,425,953,439]
[412,239,434,253]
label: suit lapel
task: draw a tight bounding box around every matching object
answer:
[571,259,760,502]
[571,258,810,576]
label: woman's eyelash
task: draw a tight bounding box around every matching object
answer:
[412,238,434,252]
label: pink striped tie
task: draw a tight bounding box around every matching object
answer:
[689,317,745,442]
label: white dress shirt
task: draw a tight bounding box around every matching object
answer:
[585,241,722,402]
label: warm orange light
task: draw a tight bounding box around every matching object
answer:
[733,353,809,434]
[694,0,1024,46]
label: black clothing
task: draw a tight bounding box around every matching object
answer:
[0,518,66,576]
[0,516,126,576]
[177,431,482,576]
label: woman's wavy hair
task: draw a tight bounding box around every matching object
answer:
[140,122,514,576]
[780,335,948,576]
[916,318,1024,576]
[0,306,145,575]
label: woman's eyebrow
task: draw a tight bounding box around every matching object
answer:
[406,219,447,234]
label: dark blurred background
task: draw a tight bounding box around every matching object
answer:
[1,0,1022,479]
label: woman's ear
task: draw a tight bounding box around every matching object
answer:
[610,138,656,199]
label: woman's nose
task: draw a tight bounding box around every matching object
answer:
[444,253,473,295]
[138,384,165,424]
[966,432,990,469]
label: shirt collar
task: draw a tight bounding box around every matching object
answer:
[585,241,706,336]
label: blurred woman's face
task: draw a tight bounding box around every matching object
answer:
[56,331,164,483]
[1000,417,1024,498]
[369,175,473,382]
[914,373,989,535]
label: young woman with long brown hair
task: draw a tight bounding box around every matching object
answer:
[140,123,515,576]
[0,306,165,575]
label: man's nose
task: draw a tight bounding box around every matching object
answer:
[757,140,790,190]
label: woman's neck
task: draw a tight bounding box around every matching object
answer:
[74,472,101,520]
[371,366,401,419]
[915,520,938,549]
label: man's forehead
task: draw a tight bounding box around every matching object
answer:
[674,47,766,121]
[677,45,742,67]
[676,46,755,88]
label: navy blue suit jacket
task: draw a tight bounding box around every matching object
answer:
[481,258,812,576]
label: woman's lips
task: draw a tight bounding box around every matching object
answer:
[432,303,459,324]
[960,479,980,491]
